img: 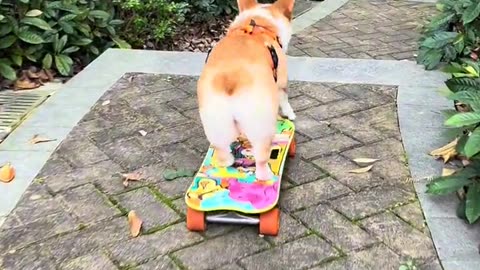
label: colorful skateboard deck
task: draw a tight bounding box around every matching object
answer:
[185,118,295,214]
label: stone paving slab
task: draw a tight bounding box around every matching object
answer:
[0,74,440,269]
[288,0,436,60]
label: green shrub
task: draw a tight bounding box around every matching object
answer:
[427,59,480,224]
[117,0,188,48]
[179,0,237,23]
[417,0,480,70]
[0,0,130,81]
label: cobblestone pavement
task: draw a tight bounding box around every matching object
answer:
[0,74,441,269]
[288,0,436,60]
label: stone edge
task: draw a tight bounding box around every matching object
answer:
[0,49,477,269]
[292,0,350,34]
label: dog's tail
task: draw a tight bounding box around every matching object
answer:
[212,68,252,96]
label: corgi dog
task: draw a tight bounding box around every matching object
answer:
[197,0,296,180]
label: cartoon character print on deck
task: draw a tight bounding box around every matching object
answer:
[185,118,294,212]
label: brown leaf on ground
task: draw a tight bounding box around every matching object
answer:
[14,77,40,90]
[348,165,373,174]
[442,168,455,176]
[429,139,458,163]
[0,163,16,183]
[128,210,142,237]
[29,134,56,144]
[352,158,379,165]
[121,172,143,187]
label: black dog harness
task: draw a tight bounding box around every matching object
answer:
[204,19,281,82]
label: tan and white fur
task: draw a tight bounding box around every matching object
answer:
[197,0,296,180]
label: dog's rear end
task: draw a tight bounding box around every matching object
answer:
[197,0,295,180]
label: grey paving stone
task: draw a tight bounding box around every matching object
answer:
[312,154,384,191]
[393,201,427,232]
[173,229,269,270]
[98,137,160,171]
[331,186,415,220]
[9,197,66,226]
[87,119,160,147]
[127,88,190,107]
[293,82,345,103]
[265,211,309,245]
[216,264,244,270]
[59,253,117,270]
[153,143,204,172]
[1,244,56,270]
[297,134,361,159]
[156,177,192,199]
[134,103,191,128]
[296,204,377,251]
[330,115,386,144]
[60,184,121,224]
[44,160,123,194]
[361,212,437,261]
[240,235,339,270]
[137,256,180,270]
[369,159,412,189]
[341,138,406,162]
[284,155,327,185]
[56,136,110,167]
[37,153,73,178]
[115,187,181,231]
[0,211,76,251]
[280,178,351,212]
[304,99,370,121]
[294,113,336,139]
[333,84,394,106]
[312,244,402,270]
[137,124,203,150]
[290,95,321,111]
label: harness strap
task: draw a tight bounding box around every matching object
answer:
[204,19,281,82]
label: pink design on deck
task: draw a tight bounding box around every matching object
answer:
[227,179,279,210]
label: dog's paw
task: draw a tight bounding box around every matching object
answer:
[216,152,235,167]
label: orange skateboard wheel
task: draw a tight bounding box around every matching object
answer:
[186,207,206,232]
[288,138,296,157]
[259,207,280,236]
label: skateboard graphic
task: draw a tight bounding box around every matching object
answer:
[185,117,295,236]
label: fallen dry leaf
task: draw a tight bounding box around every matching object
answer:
[102,100,110,106]
[352,158,379,165]
[29,134,56,144]
[122,172,143,187]
[139,130,147,136]
[128,210,142,237]
[348,165,373,174]
[15,78,39,90]
[429,139,458,163]
[0,163,16,183]
[442,168,455,177]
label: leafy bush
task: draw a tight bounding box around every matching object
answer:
[117,0,188,48]
[426,59,480,224]
[178,0,237,23]
[417,0,480,70]
[0,0,130,81]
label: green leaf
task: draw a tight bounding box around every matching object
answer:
[462,1,480,24]
[466,182,480,223]
[0,60,16,80]
[465,128,480,158]
[109,19,124,26]
[0,15,5,22]
[421,31,458,49]
[457,199,467,220]
[0,24,13,36]
[453,34,465,53]
[59,21,74,34]
[445,112,480,127]
[446,78,480,92]
[72,38,92,46]
[54,35,68,53]
[427,175,472,195]
[0,35,16,49]
[42,53,52,69]
[18,29,44,44]
[111,36,131,49]
[163,168,195,181]
[20,17,52,31]
[62,46,79,54]
[54,54,72,76]
[427,13,455,29]
[10,54,22,67]
[448,91,480,111]
[417,48,443,70]
[59,14,77,21]
[89,45,99,55]
[89,10,110,20]
[25,9,43,17]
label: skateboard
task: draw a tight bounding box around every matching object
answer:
[184,117,295,236]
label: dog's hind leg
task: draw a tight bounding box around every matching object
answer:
[199,101,238,167]
[279,88,296,120]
